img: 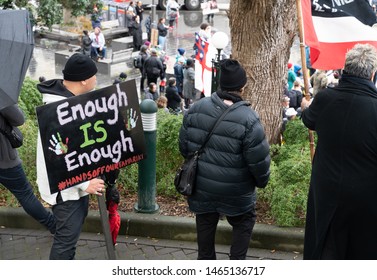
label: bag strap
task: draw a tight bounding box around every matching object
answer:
[197,101,249,154]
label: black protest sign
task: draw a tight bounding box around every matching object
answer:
[36,80,146,194]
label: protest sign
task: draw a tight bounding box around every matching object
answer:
[201,0,219,15]
[36,79,146,194]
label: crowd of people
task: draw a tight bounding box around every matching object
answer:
[78,0,202,115]
[5,0,377,263]
[281,57,341,137]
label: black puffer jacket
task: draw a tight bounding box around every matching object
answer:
[179,93,270,216]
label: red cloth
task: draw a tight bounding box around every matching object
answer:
[107,201,120,245]
[302,0,377,70]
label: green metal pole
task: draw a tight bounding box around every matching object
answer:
[134,99,159,213]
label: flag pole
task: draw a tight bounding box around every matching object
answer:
[296,0,315,162]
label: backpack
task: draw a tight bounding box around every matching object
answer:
[133,54,142,68]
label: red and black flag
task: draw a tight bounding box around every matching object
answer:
[303,0,377,70]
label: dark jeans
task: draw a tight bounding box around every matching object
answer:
[139,69,146,92]
[91,46,106,59]
[50,195,89,260]
[147,76,158,86]
[0,164,56,233]
[196,210,256,260]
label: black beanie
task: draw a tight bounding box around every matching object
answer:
[219,59,247,91]
[62,53,98,81]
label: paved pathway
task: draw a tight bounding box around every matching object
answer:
[0,227,302,260]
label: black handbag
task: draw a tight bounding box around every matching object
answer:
[174,104,237,196]
[0,119,23,149]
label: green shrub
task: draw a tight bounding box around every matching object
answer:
[283,117,312,145]
[258,119,312,227]
[18,119,39,189]
[155,110,184,197]
[118,164,139,193]
[19,77,43,121]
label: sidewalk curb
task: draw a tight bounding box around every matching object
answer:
[0,207,304,253]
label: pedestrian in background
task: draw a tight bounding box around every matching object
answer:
[176,48,186,63]
[37,53,105,260]
[206,0,218,22]
[0,104,56,234]
[165,77,182,112]
[179,59,271,260]
[302,43,377,260]
[144,15,151,42]
[144,82,159,101]
[137,45,149,93]
[174,56,185,97]
[167,0,180,28]
[91,5,102,29]
[182,58,195,109]
[131,16,143,51]
[157,96,169,113]
[143,48,164,86]
[89,27,106,60]
[157,18,169,49]
[135,1,144,22]
[126,1,136,36]
[81,30,92,57]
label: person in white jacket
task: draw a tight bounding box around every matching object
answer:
[89,27,106,60]
[37,53,105,260]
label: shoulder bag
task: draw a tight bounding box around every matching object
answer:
[174,103,237,196]
[0,119,23,149]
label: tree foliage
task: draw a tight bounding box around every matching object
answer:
[0,0,102,28]
[37,0,63,28]
[0,0,27,9]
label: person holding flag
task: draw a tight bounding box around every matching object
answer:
[301,43,377,259]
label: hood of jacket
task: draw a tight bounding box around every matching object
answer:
[37,79,74,104]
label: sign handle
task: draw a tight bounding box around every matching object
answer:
[97,195,117,260]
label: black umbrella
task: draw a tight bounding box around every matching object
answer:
[0,10,34,110]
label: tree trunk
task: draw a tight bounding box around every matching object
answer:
[229,0,297,144]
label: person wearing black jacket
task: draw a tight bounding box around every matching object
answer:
[81,30,92,57]
[135,1,144,22]
[179,59,270,260]
[131,16,143,51]
[157,18,168,49]
[138,45,149,93]
[143,48,164,85]
[165,77,181,112]
[302,44,377,260]
[37,53,105,259]
[0,104,56,234]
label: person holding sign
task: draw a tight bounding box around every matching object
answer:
[36,53,105,260]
